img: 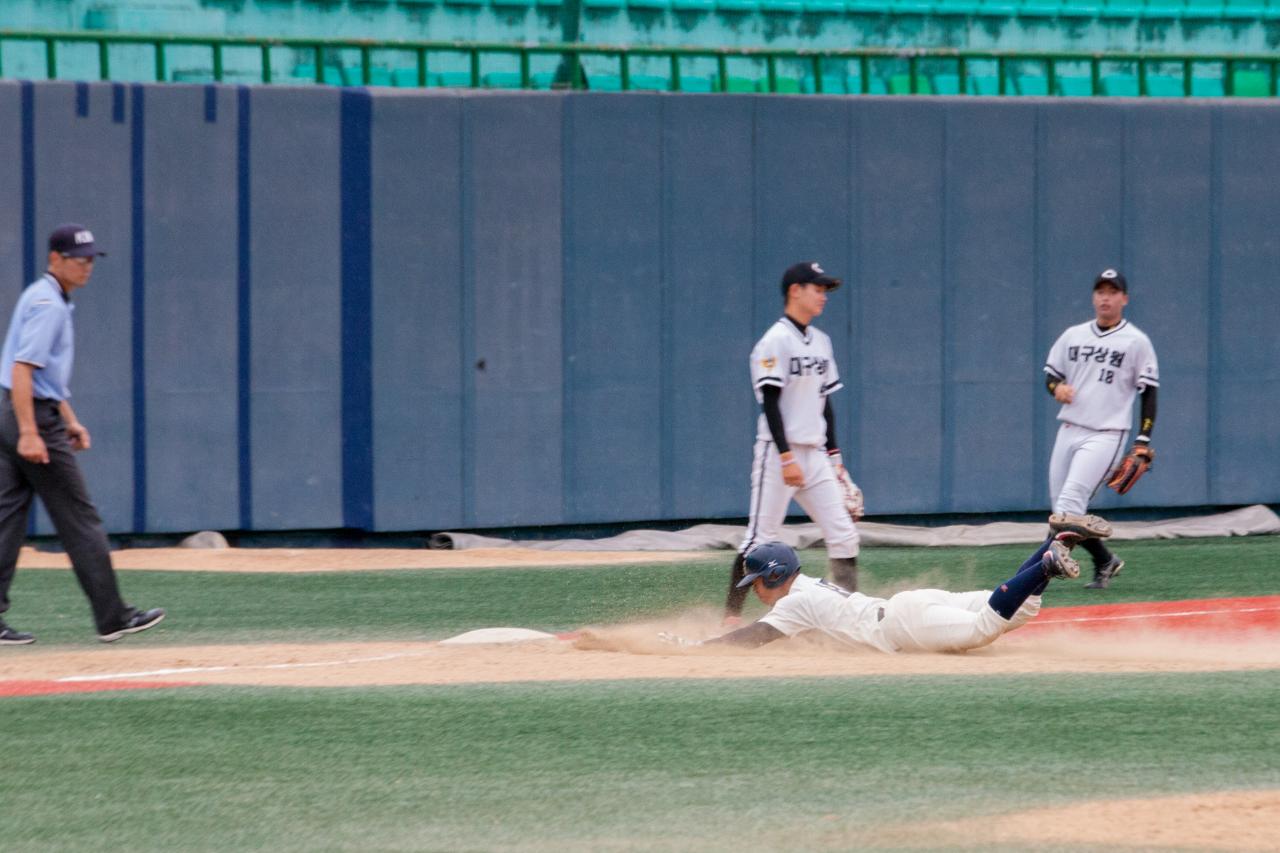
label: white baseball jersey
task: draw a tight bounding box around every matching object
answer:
[759,574,1038,654]
[1044,320,1159,431]
[750,317,842,447]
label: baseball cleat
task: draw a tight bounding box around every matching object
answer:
[0,620,35,645]
[98,607,166,643]
[1084,556,1125,590]
[1042,540,1081,581]
[1048,512,1113,539]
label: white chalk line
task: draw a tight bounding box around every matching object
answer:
[57,648,444,683]
[1035,605,1280,626]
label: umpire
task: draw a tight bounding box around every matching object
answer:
[0,224,164,644]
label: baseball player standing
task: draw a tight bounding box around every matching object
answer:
[0,224,165,645]
[724,261,863,622]
[1043,269,1159,589]
[669,533,1084,653]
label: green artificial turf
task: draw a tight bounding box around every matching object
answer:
[6,673,1280,851]
[6,535,1278,646]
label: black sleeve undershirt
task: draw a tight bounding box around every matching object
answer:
[760,385,789,454]
[1137,385,1157,442]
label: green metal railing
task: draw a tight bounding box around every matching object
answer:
[1,29,1278,97]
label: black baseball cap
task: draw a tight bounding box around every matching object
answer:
[48,223,106,259]
[1093,268,1127,293]
[781,261,841,297]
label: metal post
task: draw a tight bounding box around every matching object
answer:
[261,43,272,84]
[717,54,727,92]
[155,41,166,82]
[812,55,822,93]
[45,38,56,80]
[670,52,680,92]
[520,50,530,89]
[417,47,428,87]
[314,45,324,84]
[213,43,223,82]
[99,39,110,81]
[621,52,631,90]
[362,45,372,85]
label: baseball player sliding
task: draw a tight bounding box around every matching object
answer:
[1044,269,1159,589]
[668,530,1086,653]
[724,262,864,624]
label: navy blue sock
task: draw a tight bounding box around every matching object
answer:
[987,541,1053,620]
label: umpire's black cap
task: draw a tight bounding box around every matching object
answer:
[48,223,106,258]
[781,261,842,297]
[1093,268,1127,293]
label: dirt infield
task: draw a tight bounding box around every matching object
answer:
[9,546,1280,848]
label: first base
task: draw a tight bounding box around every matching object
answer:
[439,627,560,646]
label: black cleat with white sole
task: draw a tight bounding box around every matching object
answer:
[98,608,166,643]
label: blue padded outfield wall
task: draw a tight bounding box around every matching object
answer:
[0,81,1277,535]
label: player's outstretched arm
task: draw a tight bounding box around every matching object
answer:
[704,621,785,648]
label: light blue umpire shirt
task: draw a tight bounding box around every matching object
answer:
[0,274,75,402]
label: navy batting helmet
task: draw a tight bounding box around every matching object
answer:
[737,542,802,589]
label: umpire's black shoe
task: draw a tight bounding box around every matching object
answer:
[1084,557,1125,590]
[0,620,35,645]
[98,608,166,643]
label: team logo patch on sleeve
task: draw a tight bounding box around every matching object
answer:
[761,356,776,370]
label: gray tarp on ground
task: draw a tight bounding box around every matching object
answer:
[431,505,1280,551]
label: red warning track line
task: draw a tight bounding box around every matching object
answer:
[0,680,194,698]
[1027,595,1280,634]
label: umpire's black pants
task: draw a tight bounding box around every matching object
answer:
[0,396,130,633]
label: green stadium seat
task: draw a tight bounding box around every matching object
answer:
[716,0,761,10]
[292,64,346,86]
[492,0,538,6]
[931,0,981,13]
[966,73,999,94]
[671,0,716,9]
[1101,73,1139,95]
[432,71,476,88]
[976,0,1019,15]
[760,0,807,10]
[1180,0,1224,17]
[583,0,626,8]
[887,72,933,93]
[628,0,669,9]
[1101,0,1144,16]
[804,0,847,11]
[723,75,759,92]
[1014,74,1050,95]
[1054,75,1095,95]
[1231,68,1272,95]
[676,75,718,92]
[757,76,804,93]
[1190,75,1225,96]
[1265,0,1280,18]
[930,72,961,94]
[1221,0,1265,15]
[846,0,892,12]
[1145,75,1188,96]
[392,67,426,88]
[443,0,485,6]
[531,72,559,89]
[1057,0,1105,16]
[891,0,937,13]
[1018,0,1063,16]
[483,71,526,88]
[1143,0,1186,16]
[802,73,854,93]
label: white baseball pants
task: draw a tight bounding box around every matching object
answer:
[738,441,859,559]
[1048,423,1129,515]
[879,590,1041,653]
